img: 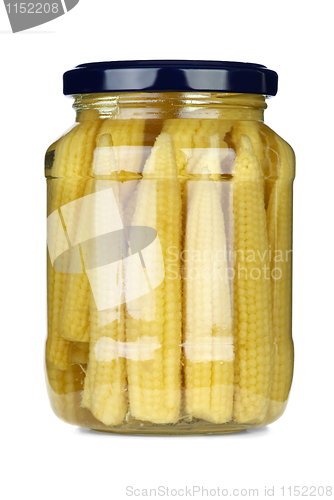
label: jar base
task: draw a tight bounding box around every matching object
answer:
[90,421,252,436]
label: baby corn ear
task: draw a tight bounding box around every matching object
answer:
[126,132,182,424]
[96,118,145,175]
[81,173,128,426]
[228,121,277,209]
[184,166,234,423]
[162,119,201,175]
[266,137,295,422]
[46,113,102,369]
[232,135,274,424]
[82,303,127,426]
[57,134,116,344]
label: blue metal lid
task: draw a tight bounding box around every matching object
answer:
[63,60,278,96]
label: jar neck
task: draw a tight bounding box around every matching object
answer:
[73,92,267,121]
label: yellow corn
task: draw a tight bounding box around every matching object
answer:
[46,126,78,370]
[126,132,182,423]
[266,137,295,421]
[57,177,93,344]
[47,254,71,369]
[188,133,231,193]
[66,122,145,424]
[162,119,201,248]
[162,123,234,423]
[96,119,146,228]
[82,303,127,426]
[58,134,115,343]
[229,121,278,209]
[232,134,274,424]
[260,126,280,208]
[81,180,127,426]
[187,119,225,172]
[162,119,201,174]
[58,246,92,343]
[46,362,85,395]
[58,120,145,345]
[46,110,101,368]
[230,121,265,170]
[163,119,231,175]
[184,167,233,423]
[163,121,232,249]
[96,118,145,174]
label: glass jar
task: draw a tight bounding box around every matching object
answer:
[45,61,295,434]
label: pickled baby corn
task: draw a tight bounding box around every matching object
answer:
[80,174,127,425]
[184,168,233,423]
[95,118,145,175]
[58,135,115,344]
[266,137,294,421]
[229,121,277,208]
[96,119,145,229]
[232,135,274,424]
[82,299,127,426]
[162,119,201,174]
[58,120,145,343]
[126,132,182,423]
[46,110,101,369]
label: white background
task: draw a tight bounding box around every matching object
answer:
[1,1,333,499]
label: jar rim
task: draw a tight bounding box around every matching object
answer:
[63,60,278,97]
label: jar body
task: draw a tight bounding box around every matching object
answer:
[45,93,295,434]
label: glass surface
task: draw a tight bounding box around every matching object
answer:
[45,95,295,434]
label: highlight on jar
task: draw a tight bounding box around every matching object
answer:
[45,61,295,434]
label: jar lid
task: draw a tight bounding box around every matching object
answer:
[63,60,278,96]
